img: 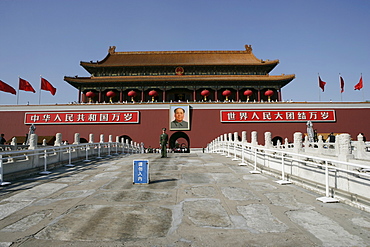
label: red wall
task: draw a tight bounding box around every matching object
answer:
[1,104,369,149]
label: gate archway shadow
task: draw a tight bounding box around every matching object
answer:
[169,131,190,153]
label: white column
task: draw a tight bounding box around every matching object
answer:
[73,133,80,145]
[54,133,62,146]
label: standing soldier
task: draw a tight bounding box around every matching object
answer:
[160,128,168,158]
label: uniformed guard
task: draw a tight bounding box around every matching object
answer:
[160,128,168,158]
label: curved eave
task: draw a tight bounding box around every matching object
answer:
[64,74,295,88]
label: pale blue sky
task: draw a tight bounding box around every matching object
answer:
[0,0,369,105]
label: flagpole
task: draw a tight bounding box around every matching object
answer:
[339,73,342,102]
[361,73,364,102]
[39,75,42,105]
[318,73,321,101]
[17,76,20,105]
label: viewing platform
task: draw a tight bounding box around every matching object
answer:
[1,152,370,246]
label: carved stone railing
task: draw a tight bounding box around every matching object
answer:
[207,131,370,212]
[0,133,144,185]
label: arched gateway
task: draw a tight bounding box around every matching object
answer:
[169,132,190,153]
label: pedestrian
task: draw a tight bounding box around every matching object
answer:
[0,133,6,145]
[327,132,335,143]
[314,129,318,142]
[160,128,168,158]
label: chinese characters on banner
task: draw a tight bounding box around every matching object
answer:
[24,111,139,124]
[133,160,149,184]
[220,110,336,122]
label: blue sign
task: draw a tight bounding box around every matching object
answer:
[133,160,149,184]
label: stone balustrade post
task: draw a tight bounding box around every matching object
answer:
[28,134,38,150]
[338,133,353,161]
[251,131,258,146]
[10,137,16,145]
[42,139,47,146]
[11,137,17,149]
[276,139,281,148]
[125,139,129,152]
[73,133,80,145]
[355,133,366,159]
[303,135,309,151]
[242,131,247,143]
[115,136,120,143]
[293,132,302,153]
[234,132,239,142]
[54,133,62,146]
[264,132,273,149]
[108,135,113,142]
[317,135,324,154]
[89,134,94,143]
[335,135,340,156]
[284,138,289,149]
[100,134,104,143]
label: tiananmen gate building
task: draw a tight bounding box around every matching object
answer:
[1,45,369,151]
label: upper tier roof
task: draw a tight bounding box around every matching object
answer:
[80,45,279,68]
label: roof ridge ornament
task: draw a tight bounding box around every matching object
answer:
[108,46,116,54]
[245,45,252,54]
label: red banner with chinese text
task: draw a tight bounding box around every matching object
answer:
[25,111,139,124]
[220,110,335,122]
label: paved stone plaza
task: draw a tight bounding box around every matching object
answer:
[1,152,370,246]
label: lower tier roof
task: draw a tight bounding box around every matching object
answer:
[64,74,295,89]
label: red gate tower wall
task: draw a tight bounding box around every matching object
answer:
[1,103,369,149]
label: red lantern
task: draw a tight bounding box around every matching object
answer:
[106,91,116,103]
[201,89,210,101]
[128,90,137,102]
[244,90,253,102]
[222,89,231,101]
[85,91,95,103]
[148,90,158,102]
[264,90,274,102]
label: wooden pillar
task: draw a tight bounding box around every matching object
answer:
[193,89,196,102]
[278,89,282,102]
[99,90,102,103]
[141,90,144,102]
[81,93,86,103]
[215,89,218,101]
[257,89,261,102]
[236,89,239,101]
[119,90,123,103]
[78,89,82,103]
[162,89,166,102]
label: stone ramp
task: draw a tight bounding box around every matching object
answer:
[0,153,370,246]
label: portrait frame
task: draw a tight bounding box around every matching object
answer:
[169,105,190,131]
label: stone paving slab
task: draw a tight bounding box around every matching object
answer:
[0,152,370,246]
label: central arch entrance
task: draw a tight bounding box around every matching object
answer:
[169,131,190,153]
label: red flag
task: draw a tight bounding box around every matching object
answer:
[0,80,16,95]
[19,78,36,93]
[354,76,363,90]
[41,77,56,95]
[340,76,345,93]
[319,76,326,92]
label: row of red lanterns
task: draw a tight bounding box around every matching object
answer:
[85,89,274,102]
[86,90,157,102]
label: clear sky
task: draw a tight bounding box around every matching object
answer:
[0,0,369,105]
